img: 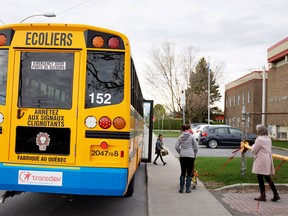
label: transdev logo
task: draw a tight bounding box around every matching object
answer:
[18,170,63,186]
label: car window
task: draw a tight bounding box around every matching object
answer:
[214,127,229,134]
[229,128,242,134]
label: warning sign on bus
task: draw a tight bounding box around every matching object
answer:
[31,61,66,70]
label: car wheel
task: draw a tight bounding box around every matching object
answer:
[208,139,218,148]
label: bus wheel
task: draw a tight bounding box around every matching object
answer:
[124,175,135,197]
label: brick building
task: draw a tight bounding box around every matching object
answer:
[224,71,268,127]
[267,36,288,139]
[224,36,288,140]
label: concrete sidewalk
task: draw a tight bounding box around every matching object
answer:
[146,150,231,216]
[146,136,288,216]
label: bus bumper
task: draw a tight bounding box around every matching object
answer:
[0,163,128,196]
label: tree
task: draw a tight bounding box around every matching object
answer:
[186,57,221,123]
[154,104,165,130]
[144,41,198,115]
[144,41,222,123]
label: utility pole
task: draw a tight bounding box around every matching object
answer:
[181,89,186,124]
[207,58,210,124]
[262,66,266,125]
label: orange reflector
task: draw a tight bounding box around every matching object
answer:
[92,36,104,48]
[121,151,124,157]
[100,141,108,149]
[0,34,7,46]
[113,117,126,130]
[99,116,112,129]
[108,37,120,49]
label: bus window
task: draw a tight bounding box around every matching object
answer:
[86,51,124,108]
[18,52,74,109]
[0,50,8,105]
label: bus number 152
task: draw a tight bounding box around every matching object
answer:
[89,93,111,104]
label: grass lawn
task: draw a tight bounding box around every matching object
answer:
[196,157,288,189]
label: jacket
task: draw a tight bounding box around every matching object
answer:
[251,135,275,175]
[175,132,198,158]
[155,138,163,154]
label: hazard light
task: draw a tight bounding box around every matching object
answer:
[0,34,6,46]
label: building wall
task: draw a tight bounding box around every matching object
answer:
[267,61,288,113]
[224,71,267,127]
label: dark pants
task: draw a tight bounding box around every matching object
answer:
[257,174,278,195]
[179,157,195,177]
[154,151,165,163]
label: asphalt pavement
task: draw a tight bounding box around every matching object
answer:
[146,136,288,216]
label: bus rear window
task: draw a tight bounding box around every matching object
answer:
[86,51,124,108]
[18,52,74,109]
[0,49,8,105]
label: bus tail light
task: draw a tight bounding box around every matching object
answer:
[92,36,104,48]
[108,37,120,49]
[0,34,7,46]
[99,116,111,129]
[100,141,108,149]
[113,117,126,130]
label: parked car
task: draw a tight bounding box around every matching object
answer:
[193,124,231,140]
[198,126,257,148]
[191,123,205,133]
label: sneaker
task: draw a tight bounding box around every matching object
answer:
[153,162,158,165]
[163,162,167,166]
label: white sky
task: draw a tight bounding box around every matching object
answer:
[1,0,287,109]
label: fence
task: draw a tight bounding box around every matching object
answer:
[241,112,288,175]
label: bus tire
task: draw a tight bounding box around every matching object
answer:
[124,175,135,197]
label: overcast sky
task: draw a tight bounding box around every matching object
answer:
[1,0,287,109]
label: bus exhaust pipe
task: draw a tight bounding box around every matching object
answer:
[0,191,22,203]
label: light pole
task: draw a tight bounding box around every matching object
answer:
[207,58,210,124]
[20,13,56,23]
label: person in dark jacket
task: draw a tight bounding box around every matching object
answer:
[153,134,167,165]
[175,124,198,193]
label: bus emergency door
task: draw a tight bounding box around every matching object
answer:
[9,50,80,164]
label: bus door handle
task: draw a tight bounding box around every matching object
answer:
[17,109,25,119]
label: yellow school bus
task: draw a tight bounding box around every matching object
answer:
[0,23,153,201]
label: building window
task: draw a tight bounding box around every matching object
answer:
[233,95,236,106]
[229,97,232,107]
[238,95,241,106]
[248,91,251,104]
[226,98,228,108]
[242,93,245,104]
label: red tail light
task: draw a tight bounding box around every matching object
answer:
[202,132,208,137]
[99,116,112,129]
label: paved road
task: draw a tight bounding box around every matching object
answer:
[163,137,242,158]
[0,164,148,216]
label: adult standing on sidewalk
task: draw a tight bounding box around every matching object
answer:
[175,124,198,193]
[251,124,280,202]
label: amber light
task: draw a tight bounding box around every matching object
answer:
[99,116,112,129]
[0,34,7,46]
[92,36,104,48]
[100,141,108,149]
[113,117,126,130]
[108,36,120,49]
